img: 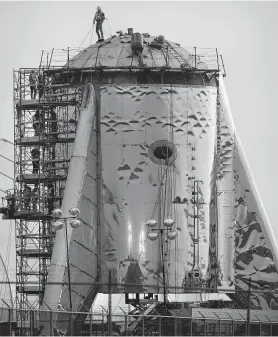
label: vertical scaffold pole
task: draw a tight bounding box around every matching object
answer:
[102,310,104,335]
[50,310,53,336]
[216,48,219,72]
[174,317,178,336]
[247,277,251,336]
[8,308,12,336]
[30,309,34,336]
[49,49,54,70]
[65,223,72,311]
[89,311,92,336]
[108,270,112,336]
[194,47,197,69]
[39,50,44,73]
[220,55,226,77]
[125,315,128,336]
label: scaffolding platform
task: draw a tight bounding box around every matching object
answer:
[43,159,70,164]
[43,167,68,172]
[3,210,51,220]
[46,195,63,200]
[46,83,72,89]
[15,134,75,145]
[16,98,78,109]
[17,271,46,276]
[16,286,40,295]
[16,249,51,258]
[18,234,54,239]
[16,174,67,183]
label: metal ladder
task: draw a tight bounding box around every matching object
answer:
[164,41,192,69]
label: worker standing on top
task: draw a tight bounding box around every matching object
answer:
[93,6,105,42]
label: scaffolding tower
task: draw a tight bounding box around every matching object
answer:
[12,64,82,332]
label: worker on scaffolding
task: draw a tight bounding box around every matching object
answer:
[7,194,16,217]
[33,110,43,136]
[49,108,58,139]
[32,183,39,212]
[23,184,32,210]
[0,207,8,217]
[47,183,55,214]
[31,147,40,174]
[93,6,105,42]
[0,193,16,218]
[37,72,44,99]
[29,70,37,99]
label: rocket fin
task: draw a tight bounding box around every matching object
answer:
[40,84,99,334]
[218,76,278,309]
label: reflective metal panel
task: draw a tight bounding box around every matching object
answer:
[233,138,278,309]
[215,80,236,291]
[218,75,278,309]
[99,85,218,293]
[41,85,98,335]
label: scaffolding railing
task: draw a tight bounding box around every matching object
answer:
[38,45,226,75]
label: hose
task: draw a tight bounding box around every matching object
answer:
[89,23,95,46]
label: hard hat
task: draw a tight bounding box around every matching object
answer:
[97,6,101,10]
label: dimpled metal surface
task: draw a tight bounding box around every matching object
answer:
[42,78,278,335]
[233,141,278,309]
[217,76,278,309]
[99,84,219,293]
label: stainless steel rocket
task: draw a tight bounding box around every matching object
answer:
[40,32,278,334]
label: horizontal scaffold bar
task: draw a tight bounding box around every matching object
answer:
[3,211,52,220]
[16,173,67,183]
[43,66,220,74]
[16,99,78,109]
[16,234,54,239]
[43,159,70,164]
[15,135,75,146]
[16,249,51,257]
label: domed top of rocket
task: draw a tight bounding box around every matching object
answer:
[68,29,207,69]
